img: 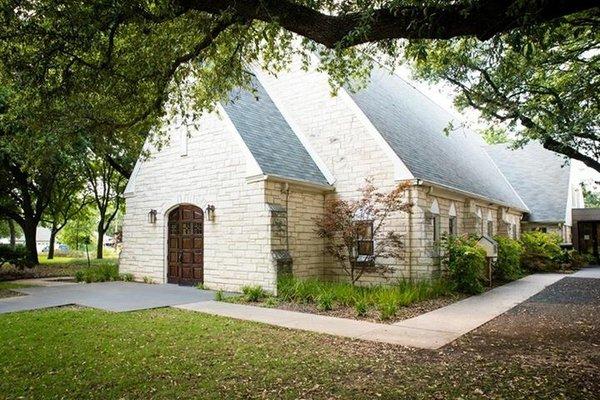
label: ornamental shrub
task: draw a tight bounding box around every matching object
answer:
[241,285,266,302]
[74,264,120,283]
[0,244,33,269]
[442,235,486,294]
[520,231,564,272]
[566,250,593,270]
[493,236,524,282]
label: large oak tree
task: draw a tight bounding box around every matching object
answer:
[0,0,597,176]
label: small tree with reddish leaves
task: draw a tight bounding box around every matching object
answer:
[314,180,412,285]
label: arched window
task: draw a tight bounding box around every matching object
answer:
[486,210,494,236]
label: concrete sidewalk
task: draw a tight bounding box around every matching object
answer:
[0,281,230,314]
[175,271,574,349]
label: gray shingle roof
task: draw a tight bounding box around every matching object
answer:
[484,143,570,222]
[222,77,329,186]
[348,67,527,210]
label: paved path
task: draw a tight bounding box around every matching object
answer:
[176,269,600,349]
[0,281,224,314]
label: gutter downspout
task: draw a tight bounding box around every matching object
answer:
[407,183,415,282]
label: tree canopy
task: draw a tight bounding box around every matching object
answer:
[0,0,597,176]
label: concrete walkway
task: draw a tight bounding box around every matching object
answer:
[175,270,588,349]
[0,281,227,314]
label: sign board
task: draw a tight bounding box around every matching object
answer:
[476,235,498,258]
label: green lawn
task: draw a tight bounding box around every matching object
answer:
[0,281,33,298]
[38,255,118,267]
[0,307,595,399]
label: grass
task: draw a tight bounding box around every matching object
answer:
[0,281,34,298]
[0,307,595,399]
[38,255,118,267]
[276,275,455,319]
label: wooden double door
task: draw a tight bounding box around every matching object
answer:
[168,205,204,285]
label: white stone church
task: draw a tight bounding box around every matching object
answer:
[120,64,582,292]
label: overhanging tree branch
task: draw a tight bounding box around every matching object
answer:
[176,0,598,47]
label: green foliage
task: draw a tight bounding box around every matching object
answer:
[120,273,134,282]
[195,283,205,290]
[142,276,154,284]
[376,297,397,321]
[241,285,267,302]
[441,236,486,294]
[74,264,120,283]
[316,292,334,311]
[264,296,279,308]
[520,231,564,272]
[566,250,593,270]
[0,244,33,269]
[214,290,224,302]
[406,14,599,172]
[354,299,367,317]
[494,236,524,282]
[481,126,510,145]
[277,275,455,319]
[0,219,21,240]
[581,182,600,208]
[57,205,98,251]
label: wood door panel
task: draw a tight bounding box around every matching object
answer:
[167,205,204,285]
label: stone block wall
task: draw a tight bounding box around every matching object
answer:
[264,180,328,279]
[259,67,413,284]
[120,111,277,293]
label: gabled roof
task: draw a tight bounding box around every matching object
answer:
[485,143,571,222]
[347,67,528,210]
[222,77,330,186]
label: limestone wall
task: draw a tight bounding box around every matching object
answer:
[120,111,277,292]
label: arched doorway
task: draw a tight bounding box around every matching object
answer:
[167,205,204,285]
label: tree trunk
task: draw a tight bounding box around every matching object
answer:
[48,226,57,260]
[8,219,16,248]
[96,223,104,259]
[22,222,39,265]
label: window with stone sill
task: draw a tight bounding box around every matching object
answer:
[356,220,374,258]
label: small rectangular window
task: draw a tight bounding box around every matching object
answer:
[449,216,457,236]
[512,224,518,239]
[487,220,493,236]
[356,220,374,256]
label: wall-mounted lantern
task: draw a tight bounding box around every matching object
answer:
[148,209,157,224]
[206,205,216,222]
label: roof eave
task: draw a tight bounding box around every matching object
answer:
[417,179,530,213]
[246,174,335,192]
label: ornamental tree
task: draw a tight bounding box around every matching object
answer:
[314,180,412,285]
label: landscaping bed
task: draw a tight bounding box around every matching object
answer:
[259,294,465,323]
[227,276,465,323]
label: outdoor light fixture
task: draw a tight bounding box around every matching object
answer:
[148,209,157,224]
[206,205,216,222]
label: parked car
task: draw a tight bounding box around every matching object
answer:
[41,244,70,253]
